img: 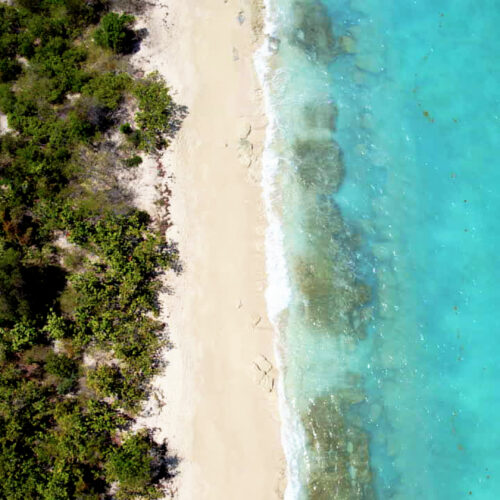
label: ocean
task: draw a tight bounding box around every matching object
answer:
[256,0,500,498]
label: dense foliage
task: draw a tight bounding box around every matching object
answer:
[0,1,177,497]
[94,12,135,53]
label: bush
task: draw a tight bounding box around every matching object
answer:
[45,352,79,394]
[1,322,38,352]
[87,364,122,398]
[126,129,142,148]
[119,122,132,134]
[133,72,172,152]
[44,352,78,379]
[82,72,131,110]
[124,154,142,167]
[0,84,16,114]
[105,432,156,498]
[43,313,74,340]
[31,39,89,102]
[0,3,176,497]
[94,13,135,53]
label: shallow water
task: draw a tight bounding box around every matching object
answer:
[257,0,500,498]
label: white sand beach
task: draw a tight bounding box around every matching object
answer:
[132,1,285,498]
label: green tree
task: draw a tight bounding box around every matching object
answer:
[82,71,131,110]
[45,352,78,379]
[0,3,176,496]
[94,13,135,53]
[133,72,173,152]
[106,432,159,499]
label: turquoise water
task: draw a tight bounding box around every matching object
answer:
[258,0,500,498]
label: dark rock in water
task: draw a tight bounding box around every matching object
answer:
[293,254,371,336]
[293,138,344,193]
[289,0,338,63]
[288,197,372,336]
[339,34,356,54]
[268,36,281,54]
[303,394,375,500]
[303,102,338,132]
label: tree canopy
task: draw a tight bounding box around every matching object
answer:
[0,1,178,497]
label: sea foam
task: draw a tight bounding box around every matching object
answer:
[254,3,305,499]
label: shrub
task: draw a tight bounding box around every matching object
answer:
[105,432,156,498]
[44,352,78,379]
[124,154,142,167]
[119,122,132,134]
[94,13,135,53]
[30,39,89,102]
[0,4,176,497]
[87,364,122,398]
[45,352,79,394]
[1,322,38,352]
[0,84,16,114]
[127,129,142,148]
[82,72,131,110]
[43,313,73,340]
[133,72,172,152]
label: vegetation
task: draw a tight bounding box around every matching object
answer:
[0,1,178,497]
[133,72,173,152]
[94,12,135,53]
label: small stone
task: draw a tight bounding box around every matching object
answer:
[237,11,245,25]
[356,53,383,73]
[339,35,356,54]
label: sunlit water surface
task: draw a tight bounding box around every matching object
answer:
[257,0,500,498]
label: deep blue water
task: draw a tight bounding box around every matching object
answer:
[258,0,500,498]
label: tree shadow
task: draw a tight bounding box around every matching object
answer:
[22,264,67,321]
[110,0,156,15]
[167,103,189,139]
[151,437,181,491]
[127,27,149,55]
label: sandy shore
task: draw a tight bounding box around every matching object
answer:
[133,1,285,498]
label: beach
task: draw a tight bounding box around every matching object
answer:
[133,1,286,498]
[1,0,496,498]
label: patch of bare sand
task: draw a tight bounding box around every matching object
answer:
[132,1,286,498]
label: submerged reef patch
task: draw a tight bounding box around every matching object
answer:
[293,138,344,193]
[303,394,375,500]
[289,0,339,63]
[293,253,371,337]
[302,102,338,133]
[267,2,379,496]
[287,189,372,336]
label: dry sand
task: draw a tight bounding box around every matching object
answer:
[132,1,286,498]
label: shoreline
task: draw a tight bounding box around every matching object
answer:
[133,1,286,498]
